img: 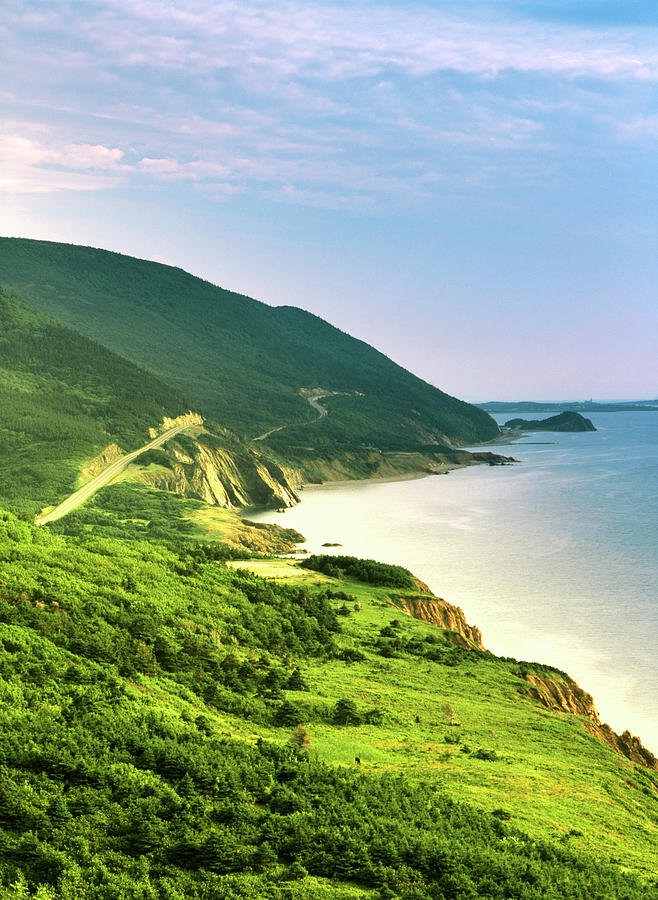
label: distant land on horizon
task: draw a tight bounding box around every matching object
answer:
[477,399,658,413]
[504,411,596,432]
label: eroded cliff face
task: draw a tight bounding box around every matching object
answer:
[82,444,124,480]
[297,448,516,486]
[591,725,658,770]
[395,595,485,650]
[148,411,204,438]
[516,671,658,770]
[519,671,601,722]
[136,432,302,510]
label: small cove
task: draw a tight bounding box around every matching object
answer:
[248,411,658,753]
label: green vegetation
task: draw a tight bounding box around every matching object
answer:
[504,412,596,432]
[1,512,658,897]
[0,289,188,514]
[0,288,302,547]
[300,554,416,588]
[0,238,499,454]
[2,238,657,897]
[50,482,305,552]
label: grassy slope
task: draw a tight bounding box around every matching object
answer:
[221,560,658,878]
[1,514,656,897]
[49,480,305,553]
[0,288,189,514]
[0,238,499,449]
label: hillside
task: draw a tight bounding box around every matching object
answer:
[1,512,657,898]
[0,238,499,454]
[0,288,309,549]
[0,288,189,513]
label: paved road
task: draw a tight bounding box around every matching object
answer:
[35,423,197,526]
[253,390,331,441]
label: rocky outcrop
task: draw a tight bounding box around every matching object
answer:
[590,724,658,770]
[519,671,600,721]
[395,595,485,650]
[516,671,658,770]
[297,448,516,486]
[82,444,124,479]
[467,451,517,466]
[148,411,203,439]
[136,432,302,510]
[412,577,433,594]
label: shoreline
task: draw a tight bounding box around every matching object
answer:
[245,420,658,757]
[299,466,445,492]
[292,440,520,495]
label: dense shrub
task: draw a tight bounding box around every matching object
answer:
[300,554,416,588]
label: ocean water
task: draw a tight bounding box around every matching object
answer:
[248,411,658,753]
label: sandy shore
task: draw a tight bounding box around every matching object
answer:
[298,443,518,492]
[299,464,458,492]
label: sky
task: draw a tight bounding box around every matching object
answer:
[2,0,657,401]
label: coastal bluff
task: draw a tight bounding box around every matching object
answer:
[395,586,656,770]
[518,670,658,770]
[394,594,485,649]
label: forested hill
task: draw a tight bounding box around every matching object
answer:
[0,238,498,449]
[0,288,189,513]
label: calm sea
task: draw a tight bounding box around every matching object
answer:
[248,411,658,753]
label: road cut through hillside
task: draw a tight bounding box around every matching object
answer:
[35,422,200,526]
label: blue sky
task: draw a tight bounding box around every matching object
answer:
[2,0,656,400]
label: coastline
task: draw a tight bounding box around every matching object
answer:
[246,414,658,757]
[299,466,446,492]
[291,444,518,494]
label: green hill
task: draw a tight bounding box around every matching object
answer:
[0,288,309,549]
[1,514,657,897]
[0,288,190,514]
[505,412,596,432]
[0,238,499,452]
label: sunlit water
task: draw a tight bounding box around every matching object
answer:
[248,412,658,753]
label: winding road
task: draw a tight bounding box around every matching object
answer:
[35,422,198,526]
[253,389,331,442]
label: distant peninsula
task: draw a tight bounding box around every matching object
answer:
[505,411,596,432]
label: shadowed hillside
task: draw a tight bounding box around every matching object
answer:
[0,288,189,513]
[0,238,499,451]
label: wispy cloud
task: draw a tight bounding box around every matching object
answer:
[39,0,658,82]
[3,1,658,209]
[617,114,658,138]
[0,130,128,193]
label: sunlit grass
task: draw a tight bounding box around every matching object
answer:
[215,563,658,877]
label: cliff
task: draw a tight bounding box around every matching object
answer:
[82,443,124,480]
[516,670,658,770]
[148,411,204,438]
[381,604,658,770]
[394,594,485,650]
[135,430,302,510]
[296,448,517,486]
[592,724,658,770]
[518,671,600,721]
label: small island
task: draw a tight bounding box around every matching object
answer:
[505,411,596,432]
